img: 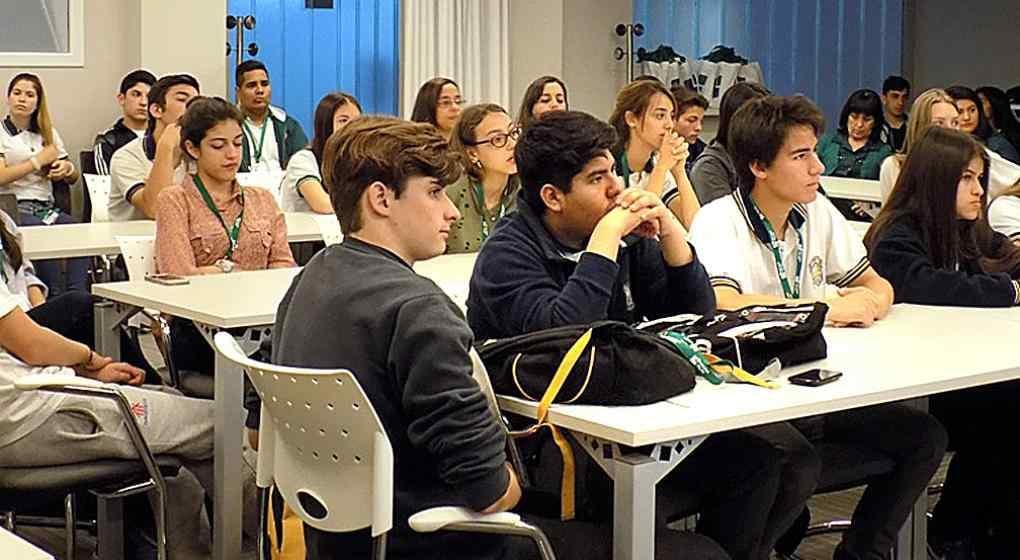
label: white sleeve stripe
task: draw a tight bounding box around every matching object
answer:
[832,257,871,288]
[1013,280,1020,306]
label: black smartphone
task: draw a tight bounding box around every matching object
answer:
[788,368,842,387]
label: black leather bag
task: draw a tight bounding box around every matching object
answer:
[477,320,696,406]
[640,303,829,374]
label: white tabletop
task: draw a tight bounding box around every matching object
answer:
[414,252,478,311]
[498,304,1020,446]
[93,267,301,329]
[0,528,53,560]
[22,212,325,260]
[821,176,883,203]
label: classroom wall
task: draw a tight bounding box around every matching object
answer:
[905,0,1020,92]
[509,0,632,121]
[140,0,228,99]
[0,0,141,166]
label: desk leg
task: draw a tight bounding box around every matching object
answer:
[573,433,707,560]
[94,301,121,360]
[198,324,270,560]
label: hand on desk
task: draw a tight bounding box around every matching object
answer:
[826,287,884,328]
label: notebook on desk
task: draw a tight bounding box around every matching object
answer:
[0,193,19,225]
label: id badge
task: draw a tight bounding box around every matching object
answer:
[42,209,60,225]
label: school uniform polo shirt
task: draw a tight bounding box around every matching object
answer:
[688,189,870,299]
[280,148,319,212]
[243,116,280,173]
[108,135,187,222]
[0,117,68,202]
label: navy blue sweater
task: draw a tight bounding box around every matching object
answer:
[467,194,716,340]
[869,218,1020,307]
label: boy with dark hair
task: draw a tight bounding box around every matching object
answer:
[234,59,308,172]
[273,116,523,559]
[881,75,911,150]
[109,73,199,221]
[93,69,156,174]
[671,86,709,172]
[467,110,800,560]
[688,95,948,560]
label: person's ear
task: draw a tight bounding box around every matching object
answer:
[467,148,481,168]
[363,181,393,218]
[750,160,768,181]
[539,184,565,213]
[116,93,126,106]
[624,110,640,129]
[149,103,162,122]
[183,139,201,161]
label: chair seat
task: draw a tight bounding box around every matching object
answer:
[0,457,182,506]
[815,442,895,494]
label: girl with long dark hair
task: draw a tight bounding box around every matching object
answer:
[515,76,568,129]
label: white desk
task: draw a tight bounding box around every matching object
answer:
[89,253,471,560]
[498,304,1020,559]
[822,176,883,203]
[22,212,325,260]
[92,268,300,560]
[0,527,53,559]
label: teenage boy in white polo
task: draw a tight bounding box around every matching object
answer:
[688,94,947,560]
[234,60,308,173]
[108,74,199,221]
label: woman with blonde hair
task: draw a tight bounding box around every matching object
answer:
[608,79,700,227]
[0,73,86,295]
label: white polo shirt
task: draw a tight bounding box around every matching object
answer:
[0,280,68,448]
[280,148,321,212]
[108,135,187,222]
[688,190,870,299]
[0,117,68,202]
[243,115,280,173]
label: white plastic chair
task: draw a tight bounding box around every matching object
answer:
[83,174,111,222]
[212,333,555,560]
[312,214,343,246]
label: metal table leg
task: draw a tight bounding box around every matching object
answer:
[573,432,707,560]
[94,301,140,360]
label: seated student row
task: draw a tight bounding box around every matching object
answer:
[7,63,1020,554]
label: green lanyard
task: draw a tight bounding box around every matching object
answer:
[242,118,269,164]
[750,202,804,299]
[618,152,632,188]
[192,174,245,259]
[660,331,725,385]
[471,179,508,241]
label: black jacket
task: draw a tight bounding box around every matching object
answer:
[869,218,1020,307]
[93,118,141,175]
[467,193,716,340]
[273,238,512,559]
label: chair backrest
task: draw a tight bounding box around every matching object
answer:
[237,171,285,206]
[83,174,112,222]
[115,235,156,280]
[212,332,394,536]
[313,214,343,246]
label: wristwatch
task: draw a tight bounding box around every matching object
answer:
[216,259,235,273]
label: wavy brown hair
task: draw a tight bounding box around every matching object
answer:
[865,127,1020,275]
[608,79,675,155]
[322,117,463,234]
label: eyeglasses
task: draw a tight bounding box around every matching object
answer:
[470,127,521,149]
[437,97,464,109]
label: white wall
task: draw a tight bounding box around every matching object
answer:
[509,0,632,121]
[905,0,1020,92]
[140,0,228,98]
[1,0,141,166]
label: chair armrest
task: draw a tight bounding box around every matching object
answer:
[408,506,520,533]
[14,373,105,391]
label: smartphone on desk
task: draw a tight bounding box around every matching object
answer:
[788,368,842,387]
[145,273,190,286]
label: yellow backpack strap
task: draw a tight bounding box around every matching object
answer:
[704,353,779,389]
[533,328,591,520]
[266,487,308,560]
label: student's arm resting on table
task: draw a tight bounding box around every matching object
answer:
[394,293,518,512]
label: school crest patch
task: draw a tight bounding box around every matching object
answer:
[809,256,824,287]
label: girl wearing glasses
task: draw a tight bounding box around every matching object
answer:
[411,77,463,141]
[446,104,520,253]
[609,79,701,228]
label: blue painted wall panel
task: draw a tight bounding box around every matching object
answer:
[634,0,903,126]
[226,0,400,135]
